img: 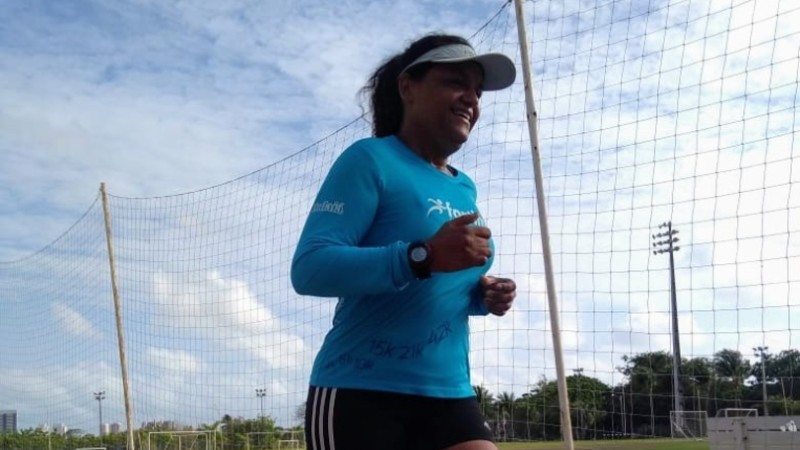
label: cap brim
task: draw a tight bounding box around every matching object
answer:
[474,53,516,91]
[429,53,517,91]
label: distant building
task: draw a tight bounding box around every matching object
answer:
[141,420,180,430]
[101,423,110,436]
[0,410,17,433]
[110,423,122,433]
[54,424,68,435]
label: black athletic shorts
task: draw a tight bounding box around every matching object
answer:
[305,386,494,450]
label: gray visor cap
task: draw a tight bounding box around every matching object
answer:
[400,43,516,91]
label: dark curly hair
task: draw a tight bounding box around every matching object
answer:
[360,34,472,137]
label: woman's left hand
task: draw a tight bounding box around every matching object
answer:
[481,276,516,316]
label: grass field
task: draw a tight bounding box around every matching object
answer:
[497,439,709,450]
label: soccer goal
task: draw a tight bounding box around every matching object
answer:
[716,408,759,418]
[245,430,303,450]
[146,431,214,450]
[671,410,709,440]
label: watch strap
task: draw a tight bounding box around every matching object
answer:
[408,240,432,279]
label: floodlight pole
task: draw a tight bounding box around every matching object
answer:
[94,391,105,438]
[652,221,684,418]
[255,388,267,419]
[513,0,574,448]
[754,346,769,416]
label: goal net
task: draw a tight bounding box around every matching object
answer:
[146,431,214,450]
[716,408,759,418]
[245,430,304,450]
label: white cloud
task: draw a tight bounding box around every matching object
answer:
[0,361,123,433]
[52,303,99,338]
[152,270,309,370]
[146,347,203,374]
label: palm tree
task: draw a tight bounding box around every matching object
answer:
[683,357,713,412]
[621,352,674,436]
[767,349,800,414]
[496,392,516,441]
[473,385,495,417]
[713,349,751,408]
[294,402,306,426]
[515,390,544,440]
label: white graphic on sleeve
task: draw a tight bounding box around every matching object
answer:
[310,200,345,215]
[426,198,486,226]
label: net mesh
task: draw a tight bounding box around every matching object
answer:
[1,0,800,443]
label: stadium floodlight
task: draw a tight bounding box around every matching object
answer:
[255,388,267,419]
[93,391,105,438]
[652,222,684,422]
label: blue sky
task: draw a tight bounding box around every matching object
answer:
[0,0,500,262]
[2,0,800,436]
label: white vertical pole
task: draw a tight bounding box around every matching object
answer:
[512,1,575,448]
[101,183,136,450]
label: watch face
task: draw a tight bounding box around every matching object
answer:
[410,246,428,263]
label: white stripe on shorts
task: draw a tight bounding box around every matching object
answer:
[310,387,337,450]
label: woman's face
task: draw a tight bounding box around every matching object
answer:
[401,61,484,154]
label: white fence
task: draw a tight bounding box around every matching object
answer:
[709,416,800,450]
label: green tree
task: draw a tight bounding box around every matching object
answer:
[683,356,713,412]
[765,349,800,414]
[713,349,751,408]
[495,391,516,441]
[568,373,610,440]
[524,377,561,440]
[619,352,675,436]
[199,414,276,450]
[513,390,544,441]
[473,384,495,418]
[293,402,306,426]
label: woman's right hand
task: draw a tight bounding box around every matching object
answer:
[427,212,491,272]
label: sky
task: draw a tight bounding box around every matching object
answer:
[2,0,800,437]
[0,0,501,262]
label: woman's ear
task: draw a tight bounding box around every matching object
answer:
[398,73,415,104]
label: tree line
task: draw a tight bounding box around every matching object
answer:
[3,347,799,448]
[474,347,800,441]
[0,415,300,450]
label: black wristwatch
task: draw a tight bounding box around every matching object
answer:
[407,240,432,279]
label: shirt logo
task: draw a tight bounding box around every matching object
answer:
[426,198,485,226]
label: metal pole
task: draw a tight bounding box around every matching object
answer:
[94,391,105,438]
[668,238,683,416]
[101,183,136,450]
[763,361,768,416]
[754,346,769,416]
[653,222,683,421]
[512,1,574,448]
[255,388,266,419]
[620,392,626,436]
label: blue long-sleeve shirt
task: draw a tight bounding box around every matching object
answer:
[291,135,492,398]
